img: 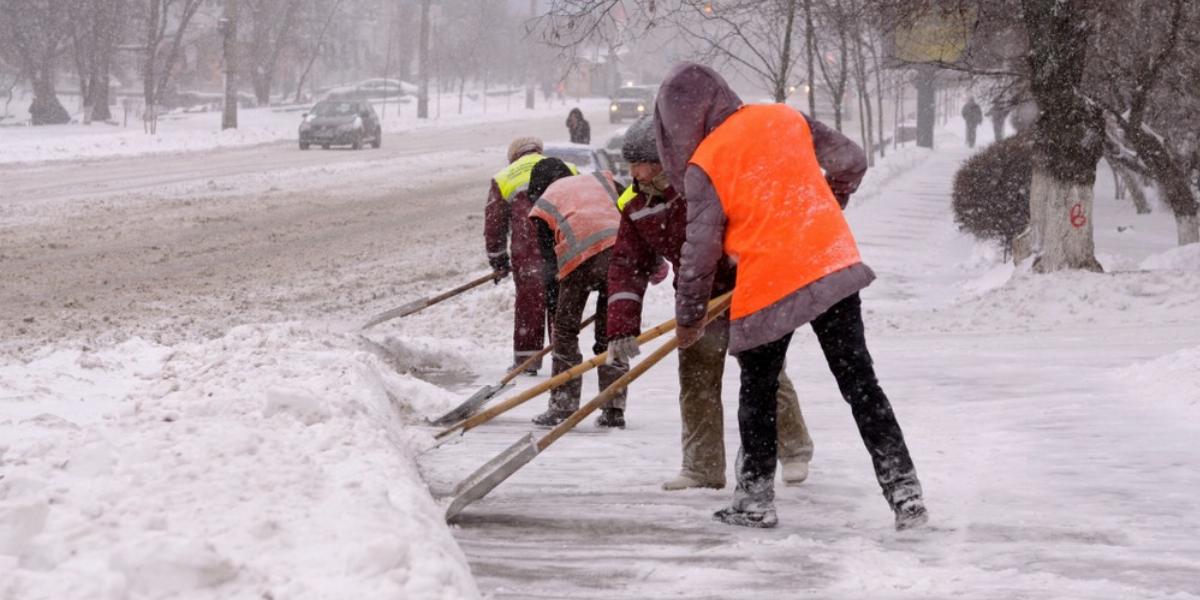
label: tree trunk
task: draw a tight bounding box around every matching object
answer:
[804,0,815,118]
[417,0,430,119]
[914,67,935,148]
[30,70,70,125]
[1118,168,1152,214]
[222,0,238,129]
[1018,0,1103,272]
[1178,214,1200,246]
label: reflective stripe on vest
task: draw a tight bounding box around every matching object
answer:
[689,104,862,321]
[528,172,621,279]
[616,185,637,211]
[494,153,578,202]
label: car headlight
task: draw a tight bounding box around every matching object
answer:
[299,122,311,131]
[637,104,645,112]
[338,116,363,131]
[610,104,618,112]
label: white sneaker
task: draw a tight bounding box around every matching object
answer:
[662,474,725,491]
[781,460,809,486]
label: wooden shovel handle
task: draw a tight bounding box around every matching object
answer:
[361,271,498,329]
[436,292,731,440]
[537,294,731,450]
[497,313,597,386]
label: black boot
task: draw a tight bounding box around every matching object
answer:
[595,407,625,429]
[531,407,572,427]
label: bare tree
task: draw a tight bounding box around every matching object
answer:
[70,0,128,123]
[292,0,346,103]
[142,0,207,131]
[812,0,852,130]
[243,0,301,105]
[0,0,73,124]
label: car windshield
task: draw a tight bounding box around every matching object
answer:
[312,102,358,117]
[543,147,594,169]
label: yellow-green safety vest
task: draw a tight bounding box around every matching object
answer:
[494,153,579,201]
[616,184,638,212]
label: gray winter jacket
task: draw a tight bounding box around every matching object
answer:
[654,62,874,353]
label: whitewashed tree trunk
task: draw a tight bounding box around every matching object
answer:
[1026,168,1103,272]
[1178,214,1200,246]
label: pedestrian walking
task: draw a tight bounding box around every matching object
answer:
[567,108,591,145]
[962,97,983,148]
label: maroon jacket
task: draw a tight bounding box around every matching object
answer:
[606,181,737,339]
[485,180,541,267]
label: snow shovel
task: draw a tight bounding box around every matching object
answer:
[429,313,598,426]
[442,293,732,521]
[360,271,499,330]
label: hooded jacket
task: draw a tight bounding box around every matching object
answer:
[654,62,873,353]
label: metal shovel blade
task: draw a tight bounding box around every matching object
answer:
[360,299,426,330]
[443,432,539,521]
[429,382,512,426]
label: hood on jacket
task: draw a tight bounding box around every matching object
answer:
[653,62,743,191]
[567,107,585,126]
[528,157,574,201]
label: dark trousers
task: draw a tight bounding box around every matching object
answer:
[549,249,628,411]
[965,123,979,148]
[512,256,549,368]
[734,293,921,509]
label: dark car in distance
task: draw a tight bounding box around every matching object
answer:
[299,100,382,150]
[608,86,657,123]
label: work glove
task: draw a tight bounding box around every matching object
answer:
[488,253,511,283]
[649,258,670,285]
[675,322,705,349]
[607,336,640,365]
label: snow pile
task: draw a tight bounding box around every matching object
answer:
[879,267,1200,334]
[0,324,479,600]
[1139,243,1200,271]
[1114,345,1200,415]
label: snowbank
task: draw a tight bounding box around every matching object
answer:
[1139,243,1200,271]
[1114,345,1200,416]
[0,324,480,600]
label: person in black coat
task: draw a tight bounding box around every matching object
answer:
[567,107,591,145]
[961,98,983,148]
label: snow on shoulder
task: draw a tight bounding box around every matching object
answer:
[0,323,480,599]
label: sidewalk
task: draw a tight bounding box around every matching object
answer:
[421,128,1200,599]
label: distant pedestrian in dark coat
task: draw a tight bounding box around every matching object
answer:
[988,101,1009,142]
[567,107,591,145]
[962,98,983,148]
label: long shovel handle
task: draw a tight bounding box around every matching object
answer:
[361,271,498,329]
[538,294,731,450]
[435,292,732,440]
[497,313,597,386]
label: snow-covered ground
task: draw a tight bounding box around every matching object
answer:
[2,115,1199,599]
[0,92,604,165]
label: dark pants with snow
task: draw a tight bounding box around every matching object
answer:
[733,293,921,511]
[512,254,549,369]
[965,123,979,148]
[548,249,627,412]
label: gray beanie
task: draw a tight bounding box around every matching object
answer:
[621,117,659,163]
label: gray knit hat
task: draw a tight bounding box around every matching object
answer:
[621,117,659,163]
[507,136,543,163]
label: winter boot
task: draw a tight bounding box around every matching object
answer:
[713,505,778,529]
[780,459,809,486]
[662,474,725,491]
[508,363,539,377]
[531,407,573,427]
[595,407,625,429]
[893,497,929,531]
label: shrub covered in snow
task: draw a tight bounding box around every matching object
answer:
[951,134,1033,251]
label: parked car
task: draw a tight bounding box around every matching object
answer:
[603,126,630,178]
[608,85,657,123]
[542,143,618,176]
[298,100,382,150]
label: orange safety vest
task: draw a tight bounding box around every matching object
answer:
[689,104,863,320]
[528,171,621,279]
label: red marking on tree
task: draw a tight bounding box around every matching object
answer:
[1070,203,1087,228]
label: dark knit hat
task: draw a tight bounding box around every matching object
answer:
[528,157,575,200]
[622,117,659,163]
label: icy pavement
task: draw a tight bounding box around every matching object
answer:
[421,130,1200,598]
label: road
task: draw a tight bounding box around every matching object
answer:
[0,108,619,358]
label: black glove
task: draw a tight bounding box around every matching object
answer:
[489,253,511,283]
